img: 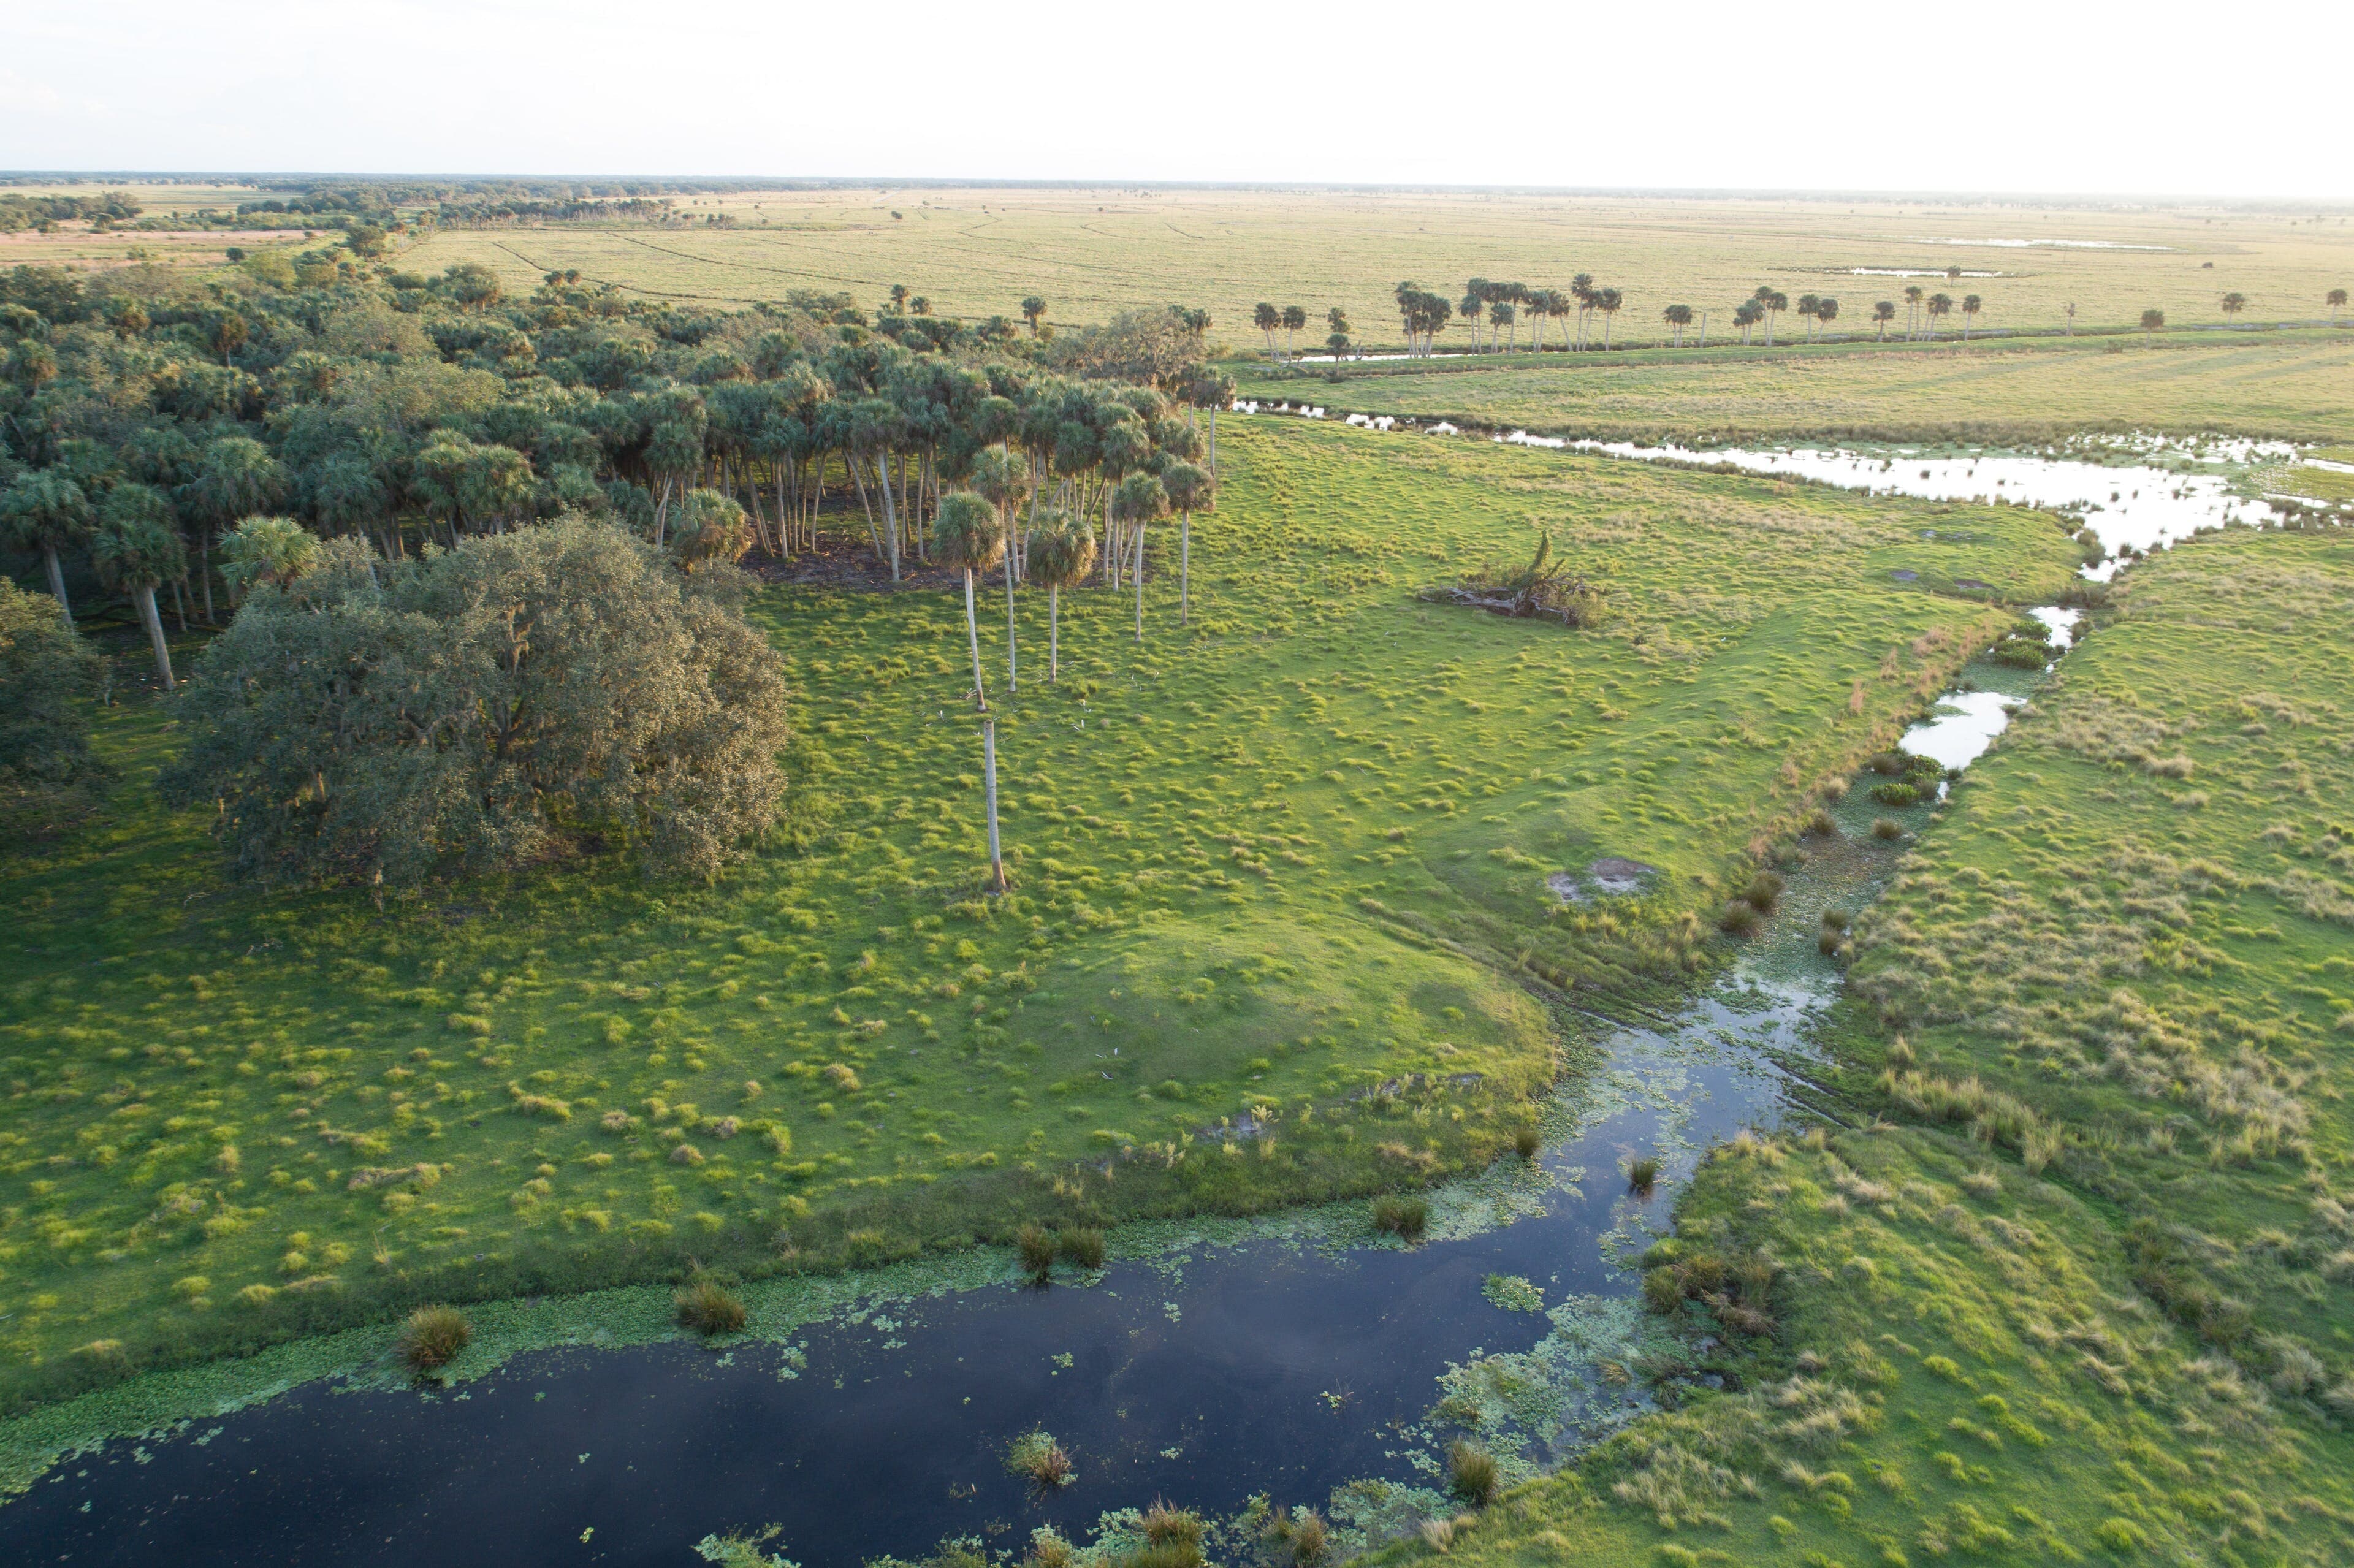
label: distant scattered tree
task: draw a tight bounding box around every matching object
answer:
[1327,306,1349,341]
[1026,508,1095,682]
[890,284,910,312]
[1280,305,1307,357]
[1873,300,1897,340]
[90,489,187,690]
[1570,275,1595,348]
[1596,287,1625,348]
[1815,296,1840,339]
[1253,302,1280,352]
[1489,300,1515,350]
[1732,299,1763,344]
[1797,294,1821,343]
[2329,288,2348,323]
[1903,284,1925,340]
[1326,331,1350,359]
[1960,294,1981,339]
[1945,265,1963,284]
[2141,308,2166,335]
[0,469,93,623]
[1756,289,1788,346]
[1160,461,1212,626]
[1662,303,1694,347]
[1925,292,1954,338]
[1460,288,1486,351]
[2219,291,2247,321]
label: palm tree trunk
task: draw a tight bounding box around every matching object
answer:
[1179,510,1190,625]
[1004,547,1018,693]
[963,569,986,708]
[42,545,71,625]
[1133,523,1145,641]
[137,583,174,690]
[982,715,1006,895]
[880,454,901,582]
[1049,584,1060,682]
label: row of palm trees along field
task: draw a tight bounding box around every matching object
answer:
[1251,278,2352,357]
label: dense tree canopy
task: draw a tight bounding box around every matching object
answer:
[158,520,790,892]
[0,576,108,830]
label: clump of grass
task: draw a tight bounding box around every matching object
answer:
[1005,1429,1076,1491]
[1627,1156,1660,1197]
[1447,1440,1499,1506]
[1026,1529,1075,1568]
[674,1279,747,1336]
[1372,1195,1428,1241]
[1742,870,1785,912]
[1868,750,1909,775]
[1717,900,1760,936]
[1872,816,1905,840]
[399,1304,470,1372]
[1017,1222,1057,1282]
[1802,807,1838,837]
[1133,1503,1206,1568]
[1513,1127,1542,1159]
[1057,1227,1107,1269]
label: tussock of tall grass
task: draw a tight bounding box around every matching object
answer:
[1371,1195,1428,1241]
[674,1278,748,1336]
[1005,1429,1076,1491]
[1447,1440,1499,1505]
[398,1304,470,1372]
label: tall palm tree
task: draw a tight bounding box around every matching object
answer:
[1796,294,1822,343]
[1021,296,1048,336]
[970,447,1030,691]
[933,491,1005,710]
[1758,289,1788,347]
[0,470,93,624]
[1873,300,1897,340]
[1903,285,1925,341]
[1733,299,1762,344]
[1570,275,1595,348]
[1027,508,1095,682]
[2219,292,2247,322]
[1112,471,1168,641]
[1960,295,1981,339]
[1490,301,1514,349]
[1253,303,1280,353]
[1596,288,1624,348]
[1327,306,1349,356]
[1160,462,1213,626]
[91,489,187,690]
[1460,288,1485,351]
[2329,288,2348,324]
[1815,297,1839,338]
[1280,305,1307,357]
[1662,303,1694,347]
[1925,293,1954,338]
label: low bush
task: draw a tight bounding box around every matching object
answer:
[398,1304,470,1372]
[1802,807,1838,837]
[1742,870,1785,911]
[1372,1195,1428,1241]
[1872,816,1906,840]
[1513,1127,1542,1159]
[1868,780,1922,807]
[1717,900,1760,936]
[674,1279,747,1336]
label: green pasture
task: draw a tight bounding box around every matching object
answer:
[1404,523,2354,1563]
[0,420,2080,1414]
[1233,329,2354,446]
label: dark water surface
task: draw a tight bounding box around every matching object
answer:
[4,989,1819,1567]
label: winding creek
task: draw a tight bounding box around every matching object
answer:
[0,439,2294,1567]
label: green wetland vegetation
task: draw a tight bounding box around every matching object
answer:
[5,221,2354,1567]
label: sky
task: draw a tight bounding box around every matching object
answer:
[3,0,2346,200]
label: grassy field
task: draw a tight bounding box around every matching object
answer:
[1391,522,2354,1564]
[1233,329,2354,446]
[0,421,2084,1415]
[385,189,2354,347]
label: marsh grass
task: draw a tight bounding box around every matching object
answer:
[674,1279,747,1337]
[397,1305,469,1372]
[1626,1157,1660,1197]
[1016,1222,1058,1283]
[1056,1227,1106,1269]
[1447,1440,1499,1506]
[1004,1429,1076,1492]
[1871,816,1906,840]
[1512,1128,1542,1160]
[1372,1195,1429,1241]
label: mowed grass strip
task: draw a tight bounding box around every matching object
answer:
[1406,523,2354,1564]
[0,420,2079,1412]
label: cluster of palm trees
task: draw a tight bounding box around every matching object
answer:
[1441,278,1631,352]
[1252,303,1309,356]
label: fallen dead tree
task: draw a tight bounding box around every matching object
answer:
[1419,531,1608,628]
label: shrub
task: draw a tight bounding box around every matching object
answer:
[1820,907,1851,932]
[1802,807,1838,837]
[1513,1127,1542,1159]
[1372,1195,1428,1241]
[1868,780,1921,807]
[675,1279,747,1336]
[1026,1530,1075,1568]
[1868,751,1908,775]
[1057,1227,1107,1269]
[1447,1441,1499,1506]
[0,577,112,833]
[1017,1222,1057,1282]
[1717,900,1759,936]
[1872,817,1905,840]
[399,1305,471,1372]
[1742,870,1785,912]
[1627,1156,1660,1195]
